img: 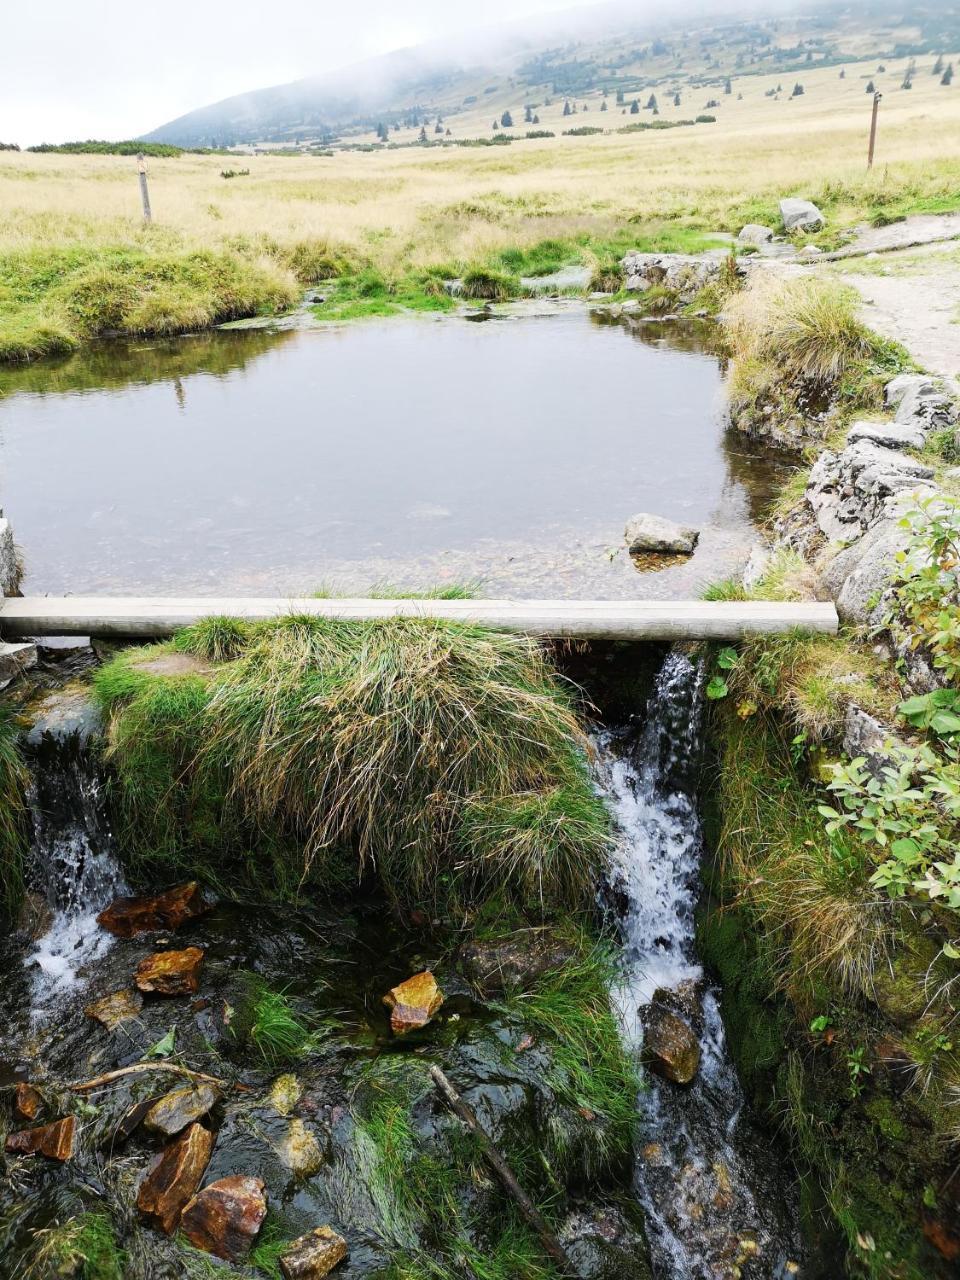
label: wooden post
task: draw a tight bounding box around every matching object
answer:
[867,92,882,168]
[137,152,152,223]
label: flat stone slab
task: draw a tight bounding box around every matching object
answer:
[625,513,700,556]
[85,988,144,1030]
[135,947,205,997]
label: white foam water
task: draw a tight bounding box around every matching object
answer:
[597,650,802,1279]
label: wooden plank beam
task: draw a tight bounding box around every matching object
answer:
[0,597,839,641]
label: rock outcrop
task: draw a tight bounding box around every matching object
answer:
[621,252,729,302]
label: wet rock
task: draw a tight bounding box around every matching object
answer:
[652,980,705,1028]
[780,197,825,232]
[5,1115,76,1161]
[144,1082,221,1138]
[561,1202,653,1280]
[279,1117,325,1176]
[923,1214,960,1262]
[12,1082,42,1122]
[23,684,102,749]
[135,946,205,997]
[641,1004,701,1085]
[98,881,211,938]
[85,987,144,1029]
[625,514,699,557]
[137,1121,214,1234]
[279,1225,349,1278]
[16,891,53,941]
[738,223,774,246]
[269,1072,302,1115]
[0,641,37,688]
[459,934,576,995]
[180,1174,267,1262]
[382,970,444,1035]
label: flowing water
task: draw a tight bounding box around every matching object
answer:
[598,651,803,1279]
[0,310,788,599]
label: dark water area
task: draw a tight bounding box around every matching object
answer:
[0,309,790,598]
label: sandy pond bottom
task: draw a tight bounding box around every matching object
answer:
[0,309,788,598]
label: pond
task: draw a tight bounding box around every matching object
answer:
[0,307,788,598]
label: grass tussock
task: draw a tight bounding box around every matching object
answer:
[711,707,899,1001]
[93,615,610,913]
[458,267,521,301]
[22,1212,125,1280]
[0,704,29,922]
[229,974,314,1065]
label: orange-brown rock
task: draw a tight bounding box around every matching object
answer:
[382,970,443,1035]
[13,1082,42,1121]
[143,1082,221,1138]
[137,1122,213,1234]
[923,1215,960,1262]
[180,1175,267,1262]
[98,882,210,938]
[5,1116,75,1161]
[280,1226,349,1278]
[135,947,204,997]
[85,988,144,1029]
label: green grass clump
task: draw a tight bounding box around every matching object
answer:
[315,267,456,320]
[0,704,29,923]
[459,268,521,301]
[230,975,313,1065]
[23,1212,125,1280]
[0,244,297,362]
[93,615,608,913]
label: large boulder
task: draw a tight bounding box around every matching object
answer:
[620,252,729,302]
[180,1175,268,1263]
[137,1122,214,1234]
[640,1004,701,1085]
[625,513,699,556]
[98,882,211,938]
[779,198,825,233]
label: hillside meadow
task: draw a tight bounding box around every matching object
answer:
[2,50,960,360]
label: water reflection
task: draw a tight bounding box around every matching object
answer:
[0,312,789,598]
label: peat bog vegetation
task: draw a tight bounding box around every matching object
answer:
[8,10,960,1280]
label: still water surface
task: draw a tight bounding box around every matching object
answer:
[0,310,788,597]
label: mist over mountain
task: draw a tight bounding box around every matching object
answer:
[142,0,956,147]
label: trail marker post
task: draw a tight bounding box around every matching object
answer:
[137,152,152,223]
[867,92,882,168]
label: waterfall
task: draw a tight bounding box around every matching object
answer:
[21,697,127,1013]
[597,650,802,1280]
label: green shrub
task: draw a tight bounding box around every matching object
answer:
[459,268,521,301]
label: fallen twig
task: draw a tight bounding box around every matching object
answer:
[70,1062,222,1092]
[428,1063,580,1278]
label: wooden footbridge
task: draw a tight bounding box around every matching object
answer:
[0,596,838,641]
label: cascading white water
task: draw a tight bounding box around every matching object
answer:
[22,714,127,1012]
[597,650,802,1280]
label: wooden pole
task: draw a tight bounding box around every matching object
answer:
[428,1065,580,1277]
[867,92,882,168]
[137,152,152,223]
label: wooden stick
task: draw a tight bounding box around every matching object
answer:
[70,1062,222,1092]
[428,1064,580,1278]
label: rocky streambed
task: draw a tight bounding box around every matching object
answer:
[0,643,808,1280]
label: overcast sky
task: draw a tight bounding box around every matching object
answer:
[1,0,620,146]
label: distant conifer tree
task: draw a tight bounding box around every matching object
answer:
[943,63,954,85]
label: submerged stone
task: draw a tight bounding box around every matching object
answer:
[279,1117,325,1176]
[641,1004,701,1085]
[16,892,54,941]
[5,1116,75,1161]
[268,1072,302,1116]
[137,1122,214,1234]
[85,987,144,1029]
[143,1082,221,1138]
[279,1226,349,1279]
[625,513,699,557]
[13,1082,42,1121]
[382,970,444,1035]
[135,947,205,996]
[98,881,211,938]
[459,934,576,994]
[180,1174,267,1262]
